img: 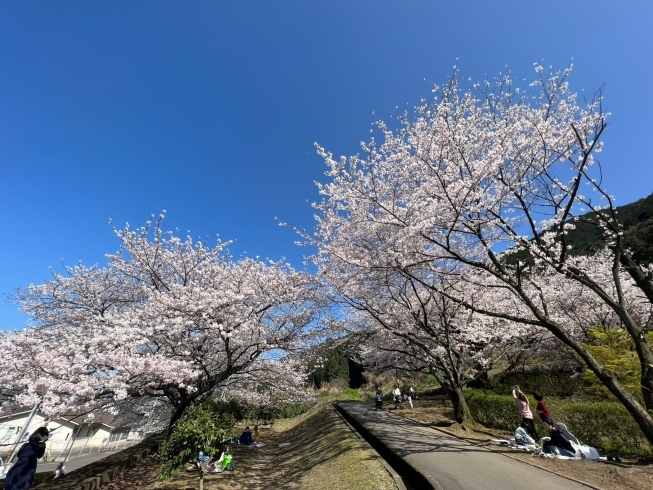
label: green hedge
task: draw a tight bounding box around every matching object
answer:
[491,371,584,398]
[465,390,652,457]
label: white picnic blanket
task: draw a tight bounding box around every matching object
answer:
[490,439,604,461]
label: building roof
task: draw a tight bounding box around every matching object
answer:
[0,407,118,429]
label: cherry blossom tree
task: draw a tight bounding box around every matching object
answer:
[311,64,653,443]
[316,249,533,422]
[1,216,318,428]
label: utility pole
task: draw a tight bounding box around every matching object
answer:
[62,420,85,464]
[7,404,39,464]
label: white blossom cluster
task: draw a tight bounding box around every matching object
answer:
[308,64,653,433]
[0,216,320,426]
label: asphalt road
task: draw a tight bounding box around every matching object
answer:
[339,402,584,490]
[35,449,121,475]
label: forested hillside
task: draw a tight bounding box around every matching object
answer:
[566,192,653,264]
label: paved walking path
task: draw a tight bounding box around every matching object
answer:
[339,402,586,490]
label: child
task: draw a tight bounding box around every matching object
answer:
[53,462,66,479]
[408,386,416,400]
[375,390,383,410]
[534,392,554,426]
[253,426,261,444]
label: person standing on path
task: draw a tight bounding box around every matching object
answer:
[392,385,403,409]
[3,427,49,490]
[408,386,416,399]
[512,385,539,441]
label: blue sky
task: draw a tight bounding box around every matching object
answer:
[1,0,652,330]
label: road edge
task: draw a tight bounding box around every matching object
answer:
[336,403,443,490]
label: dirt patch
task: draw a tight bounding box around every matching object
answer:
[396,396,653,490]
[102,404,397,490]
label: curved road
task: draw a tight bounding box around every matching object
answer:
[338,402,586,490]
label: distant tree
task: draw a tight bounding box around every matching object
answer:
[316,257,529,423]
[307,346,350,389]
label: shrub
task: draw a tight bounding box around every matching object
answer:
[465,390,652,457]
[156,406,237,484]
[581,327,653,403]
[205,398,313,425]
[317,387,363,403]
[491,370,584,398]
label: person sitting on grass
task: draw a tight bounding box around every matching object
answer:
[542,424,576,457]
[534,392,555,426]
[239,426,253,445]
[253,425,261,444]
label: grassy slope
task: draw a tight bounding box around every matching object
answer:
[104,394,396,490]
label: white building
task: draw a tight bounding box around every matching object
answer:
[0,407,130,461]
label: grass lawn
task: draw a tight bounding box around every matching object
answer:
[102,401,397,490]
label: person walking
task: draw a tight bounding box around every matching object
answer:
[512,385,539,441]
[392,385,403,409]
[4,427,50,490]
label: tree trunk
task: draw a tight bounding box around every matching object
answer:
[448,386,473,424]
[168,399,191,432]
[640,361,653,412]
[550,323,653,445]
[199,473,204,490]
[609,252,653,411]
[628,330,653,411]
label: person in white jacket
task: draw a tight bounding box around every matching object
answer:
[392,386,403,409]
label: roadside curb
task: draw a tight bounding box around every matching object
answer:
[336,404,442,490]
[391,410,602,490]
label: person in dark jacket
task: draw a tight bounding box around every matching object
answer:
[543,424,576,457]
[239,426,253,445]
[4,427,49,490]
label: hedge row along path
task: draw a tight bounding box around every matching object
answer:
[338,402,583,490]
